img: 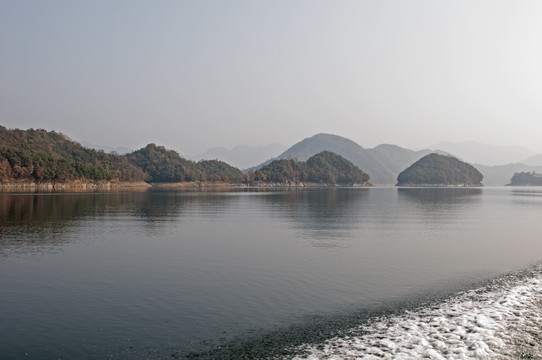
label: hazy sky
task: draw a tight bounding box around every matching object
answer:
[2,1,542,155]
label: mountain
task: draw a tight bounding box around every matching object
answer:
[473,163,542,186]
[79,141,132,155]
[520,154,542,167]
[251,133,432,184]
[427,141,536,166]
[190,143,287,170]
[397,154,483,186]
[253,151,370,185]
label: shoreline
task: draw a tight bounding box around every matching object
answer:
[0,180,151,193]
[0,180,372,193]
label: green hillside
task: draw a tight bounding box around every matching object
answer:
[197,160,244,182]
[126,144,244,183]
[397,153,483,186]
[126,144,199,182]
[254,151,370,185]
[0,126,145,182]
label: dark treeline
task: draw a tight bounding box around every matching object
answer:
[0,127,370,186]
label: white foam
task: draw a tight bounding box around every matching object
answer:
[295,269,542,359]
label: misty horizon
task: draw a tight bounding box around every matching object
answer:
[4,124,540,160]
[2,1,542,155]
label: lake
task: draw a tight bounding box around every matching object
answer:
[1,187,542,359]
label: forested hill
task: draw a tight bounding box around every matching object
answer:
[126,144,244,183]
[508,172,542,186]
[396,153,483,186]
[0,126,146,182]
[0,126,242,184]
[252,151,370,185]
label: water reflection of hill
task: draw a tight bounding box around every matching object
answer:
[0,193,190,257]
[397,188,482,225]
[257,188,485,248]
[397,187,482,203]
[261,188,370,248]
[0,191,251,257]
[0,193,183,227]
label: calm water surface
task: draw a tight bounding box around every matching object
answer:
[1,187,542,359]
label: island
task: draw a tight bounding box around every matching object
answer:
[396,153,483,187]
[508,172,542,186]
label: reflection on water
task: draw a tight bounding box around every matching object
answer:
[397,187,483,224]
[509,187,542,208]
[397,187,482,202]
[262,188,370,248]
[0,193,182,256]
[0,192,254,258]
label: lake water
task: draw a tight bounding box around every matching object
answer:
[1,187,542,359]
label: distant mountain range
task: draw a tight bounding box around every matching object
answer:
[521,154,542,167]
[189,143,287,170]
[249,133,434,184]
[426,141,537,166]
[79,141,132,155]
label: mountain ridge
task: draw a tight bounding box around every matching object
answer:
[79,141,133,155]
[427,141,536,166]
[190,143,287,170]
[520,154,542,167]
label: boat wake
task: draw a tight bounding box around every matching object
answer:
[294,266,542,359]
